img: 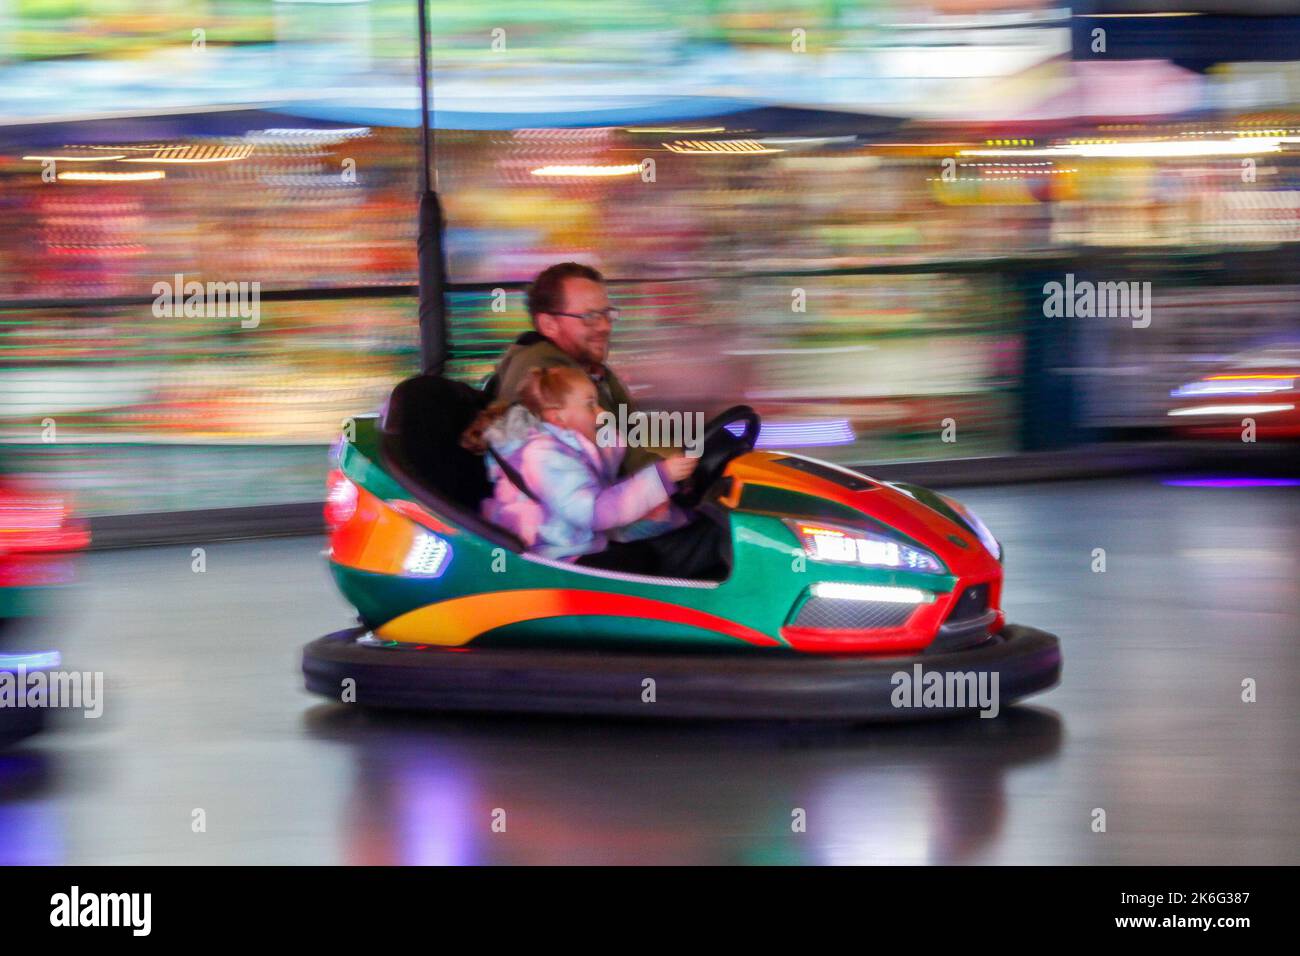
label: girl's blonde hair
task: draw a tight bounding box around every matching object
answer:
[460,365,590,454]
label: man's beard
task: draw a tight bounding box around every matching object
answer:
[580,338,609,366]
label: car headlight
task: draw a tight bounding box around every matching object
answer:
[403,529,453,577]
[785,519,944,574]
[938,495,1001,562]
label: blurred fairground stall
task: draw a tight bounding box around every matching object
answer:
[2,1,1299,515]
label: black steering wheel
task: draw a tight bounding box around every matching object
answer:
[673,405,761,507]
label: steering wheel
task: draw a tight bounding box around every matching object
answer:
[673,405,761,507]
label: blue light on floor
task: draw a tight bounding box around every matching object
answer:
[1163,477,1300,488]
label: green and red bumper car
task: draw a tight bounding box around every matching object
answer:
[1167,344,1300,440]
[302,375,1061,720]
[1,479,88,742]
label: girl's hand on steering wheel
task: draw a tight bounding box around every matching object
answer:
[662,455,698,484]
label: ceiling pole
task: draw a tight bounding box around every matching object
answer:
[415,0,449,375]
[417,0,433,192]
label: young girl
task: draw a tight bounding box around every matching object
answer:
[461,366,698,563]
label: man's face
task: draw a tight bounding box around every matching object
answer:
[536,276,612,367]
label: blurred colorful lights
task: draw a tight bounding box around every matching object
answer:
[530,164,642,177]
[1168,403,1295,416]
[0,652,63,673]
[726,420,856,447]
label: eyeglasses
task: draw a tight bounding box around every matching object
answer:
[551,307,620,325]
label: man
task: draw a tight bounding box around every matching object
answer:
[492,262,660,473]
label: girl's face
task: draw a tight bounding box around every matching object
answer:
[543,377,600,442]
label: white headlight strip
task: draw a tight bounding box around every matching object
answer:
[1169,403,1295,416]
[810,582,935,604]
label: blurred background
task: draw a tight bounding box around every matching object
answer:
[2,1,1299,869]
[1,0,1298,516]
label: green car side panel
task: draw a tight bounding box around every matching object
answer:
[474,616,751,651]
[0,585,54,618]
[330,423,957,649]
[338,418,411,504]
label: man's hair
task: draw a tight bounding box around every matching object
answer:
[526,262,604,325]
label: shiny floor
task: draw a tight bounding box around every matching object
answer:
[2,477,1297,864]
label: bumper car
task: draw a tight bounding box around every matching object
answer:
[302,0,1061,720]
[304,386,1061,719]
[1167,344,1300,440]
[0,479,88,743]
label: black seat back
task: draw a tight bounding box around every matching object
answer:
[380,374,491,508]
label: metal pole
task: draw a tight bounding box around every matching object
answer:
[416,0,433,192]
[415,0,448,375]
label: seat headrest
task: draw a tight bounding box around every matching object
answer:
[382,374,487,434]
